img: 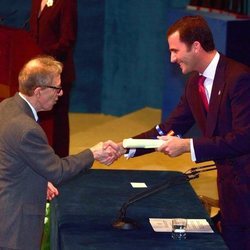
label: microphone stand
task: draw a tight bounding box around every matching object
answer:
[112,164,216,230]
[112,174,186,230]
[185,164,217,181]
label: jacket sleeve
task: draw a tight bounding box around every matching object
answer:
[13,123,94,185]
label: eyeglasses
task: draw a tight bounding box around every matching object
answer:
[43,85,62,94]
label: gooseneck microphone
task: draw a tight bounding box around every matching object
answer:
[185,164,216,180]
[112,174,187,230]
[112,163,216,230]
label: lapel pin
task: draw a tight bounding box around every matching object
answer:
[218,90,221,95]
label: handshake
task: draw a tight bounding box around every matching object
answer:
[47,135,189,200]
[89,133,190,166]
[47,140,125,200]
[90,140,126,166]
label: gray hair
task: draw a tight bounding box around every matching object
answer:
[18,55,63,96]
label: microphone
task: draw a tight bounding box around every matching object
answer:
[112,174,187,230]
[185,163,216,180]
[112,163,216,230]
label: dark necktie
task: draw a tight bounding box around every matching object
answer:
[198,75,209,111]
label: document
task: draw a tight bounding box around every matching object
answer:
[149,218,214,233]
[130,182,147,188]
[123,138,164,148]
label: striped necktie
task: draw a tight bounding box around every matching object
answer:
[198,75,209,111]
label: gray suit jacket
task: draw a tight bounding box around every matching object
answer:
[0,93,94,249]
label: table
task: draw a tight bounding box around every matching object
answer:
[50,169,228,249]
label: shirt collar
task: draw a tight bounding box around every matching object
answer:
[18,92,39,122]
[202,51,220,81]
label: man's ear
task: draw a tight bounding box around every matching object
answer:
[34,87,42,97]
[192,41,201,53]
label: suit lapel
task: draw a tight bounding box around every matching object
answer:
[38,0,58,18]
[33,0,41,18]
[205,57,226,136]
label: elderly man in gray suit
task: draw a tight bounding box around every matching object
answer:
[0,56,119,249]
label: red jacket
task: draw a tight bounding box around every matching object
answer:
[29,0,77,83]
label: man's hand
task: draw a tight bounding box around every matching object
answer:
[156,135,190,157]
[117,141,127,155]
[90,140,121,165]
[47,182,59,201]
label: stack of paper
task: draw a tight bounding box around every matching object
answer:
[149,218,214,233]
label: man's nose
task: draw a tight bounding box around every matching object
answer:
[58,89,63,96]
[170,53,176,63]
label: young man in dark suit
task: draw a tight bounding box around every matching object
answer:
[119,16,250,250]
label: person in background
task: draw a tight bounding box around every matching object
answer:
[29,0,77,157]
[117,16,250,250]
[0,56,119,249]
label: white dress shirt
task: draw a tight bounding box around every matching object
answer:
[190,52,220,161]
[19,92,39,122]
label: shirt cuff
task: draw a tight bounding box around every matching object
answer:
[190,138,196,162]
[124,148,136,159]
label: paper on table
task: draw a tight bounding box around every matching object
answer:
[130,182,147,188]
[149,218,214,233]
[123,138,165,148]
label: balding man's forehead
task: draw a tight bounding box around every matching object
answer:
[26,59,40,68]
